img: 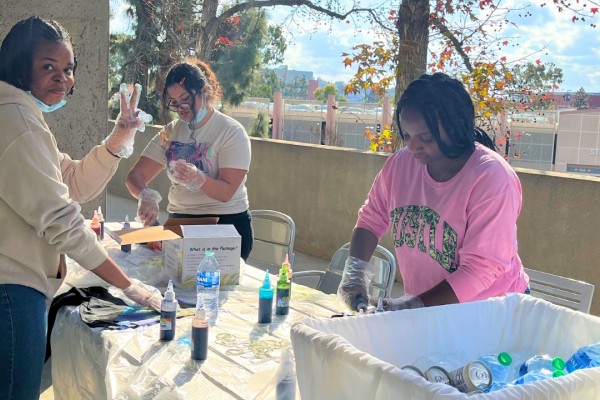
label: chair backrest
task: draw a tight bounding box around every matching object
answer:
[524,268,595,313]
[317,242,397,299]
[248,210,296,272]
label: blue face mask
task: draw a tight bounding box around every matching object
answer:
[26,91,67,113]
[186,107,207,129]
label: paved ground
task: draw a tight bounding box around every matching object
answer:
[40,192,404,399]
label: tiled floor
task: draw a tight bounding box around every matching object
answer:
[40,193,404,398]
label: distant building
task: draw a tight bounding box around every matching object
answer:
[307,80,318,100]
[270,65,313,85]
[551,92,600,109]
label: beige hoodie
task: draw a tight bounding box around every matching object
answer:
[0,81,121,298]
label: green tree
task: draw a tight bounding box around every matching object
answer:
[250,111,270,138]
[572,87,590,110]
[313,84,338,102]
[212,8,271,106]
[507,62,563,109]
[284,76,309,99]
[250,83,274,100]
[111,1,289,119]
[343,1,597,122]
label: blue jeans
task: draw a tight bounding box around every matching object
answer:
[0,284,47,400]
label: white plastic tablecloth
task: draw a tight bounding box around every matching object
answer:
[51,241,341,400]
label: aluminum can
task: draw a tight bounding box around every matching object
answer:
[448,361,492,393]
[401,365,425,378]
[424,366,451,384]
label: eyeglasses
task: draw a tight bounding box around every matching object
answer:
[167,95,193,112]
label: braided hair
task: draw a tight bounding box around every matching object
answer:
[0,16,76,94]
[395,73,495,158]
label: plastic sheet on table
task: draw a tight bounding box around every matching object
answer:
[101,297,313,399]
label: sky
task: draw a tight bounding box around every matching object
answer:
[110,0,600,93]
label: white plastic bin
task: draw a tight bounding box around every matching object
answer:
[290,294,600,399]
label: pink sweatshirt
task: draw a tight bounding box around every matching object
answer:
[356,143,529,302]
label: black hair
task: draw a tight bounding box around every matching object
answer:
[0,16,77,94]
[161,58,222,111]
[395,72,495,158]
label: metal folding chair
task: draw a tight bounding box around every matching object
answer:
[293,242,397,299]
[525,267,595,313]
[248,210,296,273]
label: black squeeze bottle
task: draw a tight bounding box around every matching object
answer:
[275,265,290,315]
[258,269,274,323]
[191,306,209,361]
[120,215,131,253]
[159,280,178,341]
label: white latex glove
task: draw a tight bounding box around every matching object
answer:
[136,188,162,226]
[169,160,207,191]
[379,294,424,311]
[122,278,163,311]
[337,256,372,312]
[103,83,151,158]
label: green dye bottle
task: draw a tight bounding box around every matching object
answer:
[275,265,290,315]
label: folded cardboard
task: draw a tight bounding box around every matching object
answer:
[163,224,241,289]
[105,217,218,245]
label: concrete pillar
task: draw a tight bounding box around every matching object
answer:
[326,94,337,145]
[381,96,392,129]
[2,0,109,218]
[272,91,284,139]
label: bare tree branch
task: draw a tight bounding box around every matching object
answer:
[430,17,473,72]
[221,0,380,22]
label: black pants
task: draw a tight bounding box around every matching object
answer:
[169,210,253,261]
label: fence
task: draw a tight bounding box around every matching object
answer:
[230,96,394,151]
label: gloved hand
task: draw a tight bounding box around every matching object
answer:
[103,83,152,158]
[337,256,373,312]
[123,278,163,311]
[377,294,425,311]
[136,188,162,226]
[169,160,208,191]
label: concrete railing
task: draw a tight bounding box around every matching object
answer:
[107,122,600,315]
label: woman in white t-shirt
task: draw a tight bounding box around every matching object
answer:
[126,59,253,260]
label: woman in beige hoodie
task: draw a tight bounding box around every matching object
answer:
[0,17,163,399]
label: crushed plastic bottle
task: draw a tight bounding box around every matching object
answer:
[519,354,566,377]
[514,368,564,385]
[480,352,515,387]
[566,342,600,373]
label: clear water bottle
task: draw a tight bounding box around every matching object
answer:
[519,354,565,376]
[514,368,555,385]
[480,352,515,387]
[487,382,514,392]
[566,342,600,373]
[514,368,565,385]
[196,251,220,326]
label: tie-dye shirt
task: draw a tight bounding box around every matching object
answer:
[356,143,528,302]
[142,110,250,215]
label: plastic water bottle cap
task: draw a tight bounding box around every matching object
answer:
[552,370,566,378]
[552,357,566,371]
[205,251,215,257]
[498,352,512,366]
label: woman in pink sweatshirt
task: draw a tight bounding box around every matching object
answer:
[338,73,529,312]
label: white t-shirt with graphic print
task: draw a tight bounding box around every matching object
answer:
[142,110,251,215]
